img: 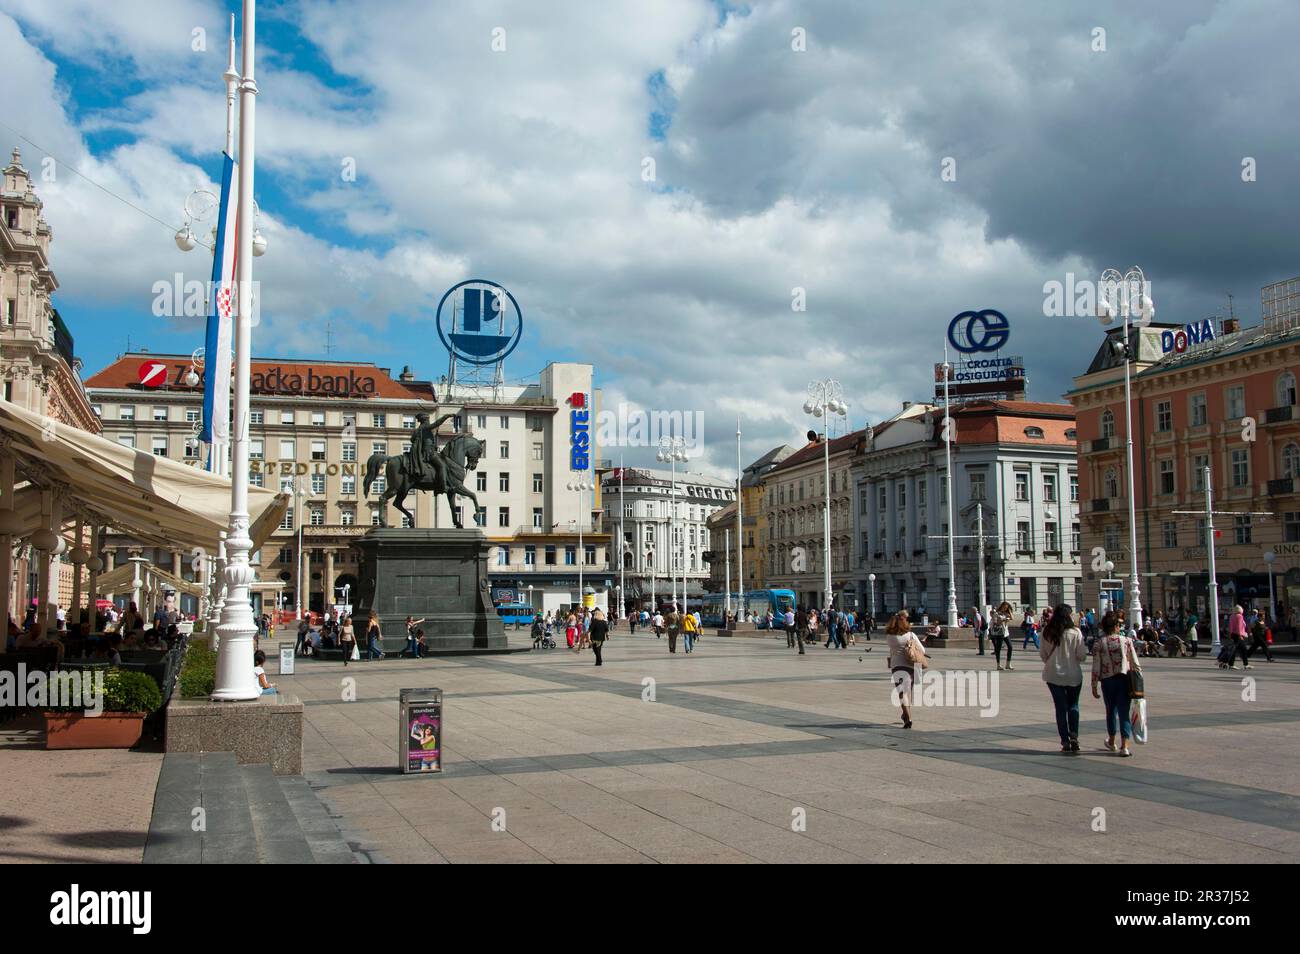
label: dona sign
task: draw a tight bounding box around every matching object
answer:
[1160,319,1216,355]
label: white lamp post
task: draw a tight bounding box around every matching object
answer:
[656,437,688,608]
[212,0,262,700]
[939,352,959,628]
[294,476,314,620]
[567,477,594,611]
[1098,265,1154,634]
[1264,550,1276,624]
[804,379,847,612]
[868,572,876,618]
[1103,559,1115,615]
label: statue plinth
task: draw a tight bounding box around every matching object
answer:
[351,528,510,654]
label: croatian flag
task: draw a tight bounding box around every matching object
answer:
[201,151,238,462]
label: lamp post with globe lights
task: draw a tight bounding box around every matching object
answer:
[804,380,847,612]
[657,437,689,608]
[211,0,264,700]
[868,572,876,619]
[1098,266,1154,634]
[567,478,595,612]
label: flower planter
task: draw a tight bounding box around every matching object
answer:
[43,712,146,750]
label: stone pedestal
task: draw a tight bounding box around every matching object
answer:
[351,528,509,654]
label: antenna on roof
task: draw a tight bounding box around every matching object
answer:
[323,320,335,356]
[1226,292,1236,323]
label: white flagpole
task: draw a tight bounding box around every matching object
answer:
[736,415,745,621]
[618,456,625,620]
[943,340,958,628]
[213,0,261,700]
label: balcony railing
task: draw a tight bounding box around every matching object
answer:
[1089,437,1112,453]
[1265,405,1295,425]
[1090,498,1111,512]
[1267,477,1295,496]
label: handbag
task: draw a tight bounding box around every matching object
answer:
[1126,639,1145,698]
[905,634,929,669]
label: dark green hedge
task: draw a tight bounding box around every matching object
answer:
[178,639,218,699]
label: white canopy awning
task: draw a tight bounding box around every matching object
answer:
[0,399,288,553]
[93,560,206,599]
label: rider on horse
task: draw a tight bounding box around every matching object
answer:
[409,411,457,489]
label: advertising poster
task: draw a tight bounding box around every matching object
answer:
[406,704,441,773]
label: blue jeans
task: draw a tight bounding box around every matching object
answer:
[368,635,383,659]
[1100,674,1133,740]
[1047,682,1081,746]
[260,686,278,695]
[683,631,695,652]
[1022,625,1039,649]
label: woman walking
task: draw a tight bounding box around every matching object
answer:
[1040,605,1087,754]
[885,611,925,729]
[340,614,356,667]
[366,611,384,660]
[589,608,609,666]
[1091,611,1141,757]
[990,601,1015,670]
[1222,605,1250,669]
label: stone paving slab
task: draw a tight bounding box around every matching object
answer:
[0,715,162,864]
[277,631,1300,864]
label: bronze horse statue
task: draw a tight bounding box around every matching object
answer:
[362,432,483,528]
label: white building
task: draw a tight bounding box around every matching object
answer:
[851,400,1081,618]
[601,466,736,609]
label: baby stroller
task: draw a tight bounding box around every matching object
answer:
[532,620,556,650]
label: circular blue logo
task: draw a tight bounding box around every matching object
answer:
[436,279,523,366]
[947,309,1010,353]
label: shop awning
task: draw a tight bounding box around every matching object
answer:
[0,400,288,553]
[93,561,206,599]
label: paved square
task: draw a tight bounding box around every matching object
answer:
[277,631,1300,864]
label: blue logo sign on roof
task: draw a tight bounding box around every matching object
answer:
[437,279,523,365]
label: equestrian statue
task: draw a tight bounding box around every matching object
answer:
[362,411,483,528]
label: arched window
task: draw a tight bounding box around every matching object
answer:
[1279,372,1297,408]
[1101,410,1115,440]
[1104,467,1120,499]
[1283,443,1300,480]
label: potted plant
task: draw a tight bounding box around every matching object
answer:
[44,668,163,750]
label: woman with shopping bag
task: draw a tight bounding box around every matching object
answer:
[1090,611,1142,757]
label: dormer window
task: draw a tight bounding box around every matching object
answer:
[1024,426,1045,439]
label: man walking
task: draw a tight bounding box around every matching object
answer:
[783,606,797,648]
[666,604,681,653]
[683,609,698,653]
[793,605,808,655]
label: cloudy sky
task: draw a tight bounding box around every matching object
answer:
[3,0,1298,475]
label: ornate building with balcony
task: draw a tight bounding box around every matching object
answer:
[765,430,865,609]
[703,444,794,596]
[1069,294,1300,620]
[2,146,100,620]
[601,465,735,610]
[850,400,1079,618]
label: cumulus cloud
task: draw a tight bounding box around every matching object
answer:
[1,0,1295,479]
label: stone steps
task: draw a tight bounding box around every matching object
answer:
[144,751,358,864]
